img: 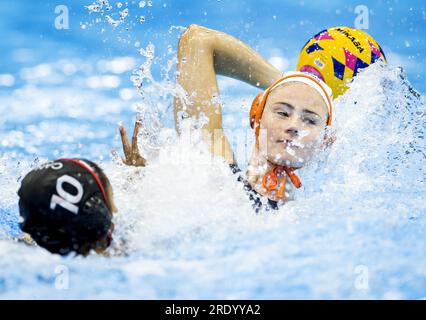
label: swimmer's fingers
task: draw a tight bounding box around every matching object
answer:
[131,116,142,157]
[18,233,35,246]
[117,118,147,167]
[129,116,147,167]
[119,123,132,162]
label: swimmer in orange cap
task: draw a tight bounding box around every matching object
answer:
[120,25,386,212]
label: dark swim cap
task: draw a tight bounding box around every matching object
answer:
[17,158,113,256]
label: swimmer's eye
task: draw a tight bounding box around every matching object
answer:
[303,117,318,126]
[277,111,289,118]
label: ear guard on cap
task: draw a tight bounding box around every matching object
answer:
[250,92,264,130]
[250,91,270,139]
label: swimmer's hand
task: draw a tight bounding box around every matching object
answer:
[114,117,147,167]
[17,233,35,246]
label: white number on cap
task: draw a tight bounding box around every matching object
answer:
[50,175,84,215]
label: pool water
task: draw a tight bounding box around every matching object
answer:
[0,0,425,299]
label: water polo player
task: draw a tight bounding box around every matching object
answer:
[120,25,386,212]
[17,158,117,256]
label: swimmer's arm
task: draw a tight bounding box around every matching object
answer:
[173,24,283,164]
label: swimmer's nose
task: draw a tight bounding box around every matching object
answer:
[285,126,298,138]
[282,115,300,138]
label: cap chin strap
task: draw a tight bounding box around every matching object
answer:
[262,161,302,200]
[255,136,302,200]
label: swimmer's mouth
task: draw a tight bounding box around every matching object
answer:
[277,139,301,149]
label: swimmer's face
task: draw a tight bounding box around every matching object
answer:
[259,82,328,167]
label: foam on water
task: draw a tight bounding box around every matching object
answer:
[0,54,425,298]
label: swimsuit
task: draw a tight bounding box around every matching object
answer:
[229,163,281,213]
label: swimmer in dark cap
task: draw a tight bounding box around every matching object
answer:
[17,158,118,256]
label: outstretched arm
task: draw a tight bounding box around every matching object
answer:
[173,24,283,164]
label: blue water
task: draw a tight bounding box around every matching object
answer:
[0,0,425,299]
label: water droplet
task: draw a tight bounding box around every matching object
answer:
[120,8,129,21]
[106,15,121,28]
[86,4,102,13]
